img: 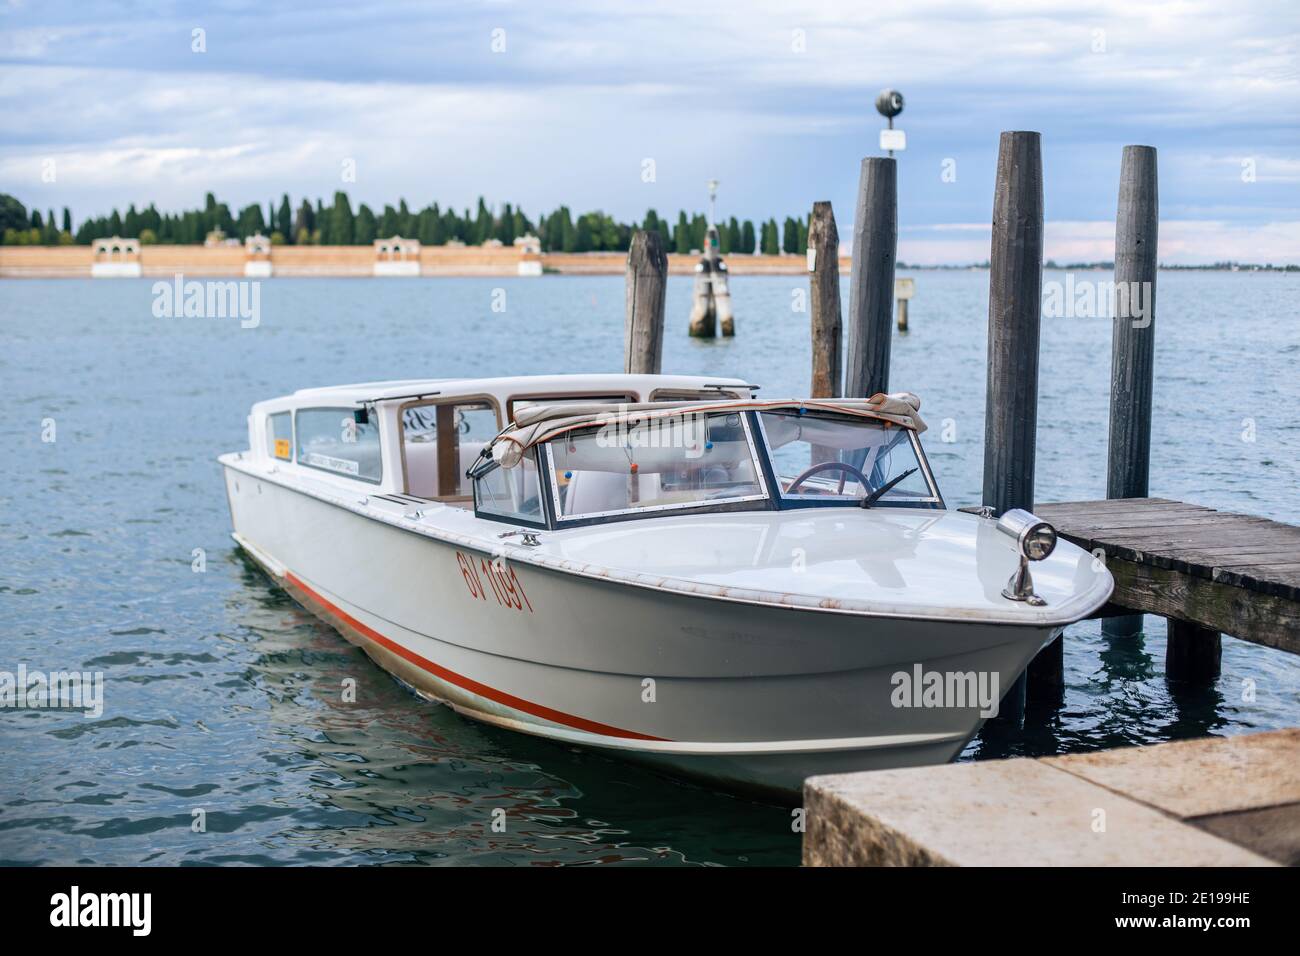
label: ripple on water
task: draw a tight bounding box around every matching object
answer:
[1,273,1297,866]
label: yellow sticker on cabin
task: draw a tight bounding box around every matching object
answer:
[274,438,291,460]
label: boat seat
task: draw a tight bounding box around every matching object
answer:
[563,471,663,516]
[405,439,487,498]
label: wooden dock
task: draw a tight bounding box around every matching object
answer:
[1036,498,1300,655]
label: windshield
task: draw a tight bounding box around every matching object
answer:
[758,410,936,504]
[546,411,766,520]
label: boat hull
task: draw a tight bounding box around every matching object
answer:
[224,463,1060,799]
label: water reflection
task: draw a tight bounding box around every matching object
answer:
[223,553,798,866]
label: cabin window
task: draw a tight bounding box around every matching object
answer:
[545,411,766,520]
[267,412,293,461]
[402,400,499,499]
[473,452,544,525]
[757,410,937,504]
[295,407,382,483]
[508,393,636,420]
[648,388,743,402]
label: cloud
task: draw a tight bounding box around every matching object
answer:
[899,219,1300,265]
[1,0,1296,262]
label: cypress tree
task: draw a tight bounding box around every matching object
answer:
[355,204,377,245]
[727,217,741,254]
[782,216,799,254]
[742,220,756,254]
[473,197,493,245]
[675,211,691,254]
[277,195,292,242]
[330,191,354,244]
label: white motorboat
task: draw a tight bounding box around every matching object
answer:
[220,373,1113,799]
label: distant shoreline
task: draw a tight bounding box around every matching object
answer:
[0,245,1293,279]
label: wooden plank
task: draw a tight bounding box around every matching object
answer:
[1104,556,1300,652]
[1212,563,1300,601]
[1054,513,1268,530]
[1092,535,1294,564]
[1046,497,1300,639]
[1039,497,1188,512]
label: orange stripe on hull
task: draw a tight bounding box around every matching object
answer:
[284,571,666,742]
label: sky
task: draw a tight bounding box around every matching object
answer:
[1,0,1297,264]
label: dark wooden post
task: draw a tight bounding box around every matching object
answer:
[982,131,1047,721]
[1166,620,1221,681]
[1103,145,1160,644]
[845,158,896,398]
[624,230,667,375]
[808,201,842,398]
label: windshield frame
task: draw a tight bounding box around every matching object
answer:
[752,410,945,510]
[469,406,944,529]
[541,409,772,526]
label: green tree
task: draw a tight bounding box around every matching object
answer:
[674,211,691,254]
[236,202,265,238]
[741,220,756,254]
[473,197,493,245]
[277,195,293,243]
[690,213,707,253]
[782,216,800,254]
[0,194,27,236]
[355,204,377,245]
[294,199,314,242]
[761,218,779,255]
[496,203,516,244]
[329,191,354,244]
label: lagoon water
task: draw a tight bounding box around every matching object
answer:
[2,270,1298,866]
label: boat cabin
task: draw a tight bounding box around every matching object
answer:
[244,374,943,528]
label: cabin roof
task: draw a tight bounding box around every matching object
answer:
[488,393,927,468]
[254,373,756,412]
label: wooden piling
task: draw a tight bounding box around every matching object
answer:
[845,158,897,398]
[624,229,667,375]
[895,277,915,333]
[982,132,1044,517]
[1166,620,1221,682]
[1104,146,1160,645]
[982,131,1046,721]
[808,201,842,398]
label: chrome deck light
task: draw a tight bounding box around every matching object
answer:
[997,508,1057,605]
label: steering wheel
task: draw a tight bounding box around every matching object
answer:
[786,461,869,495]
